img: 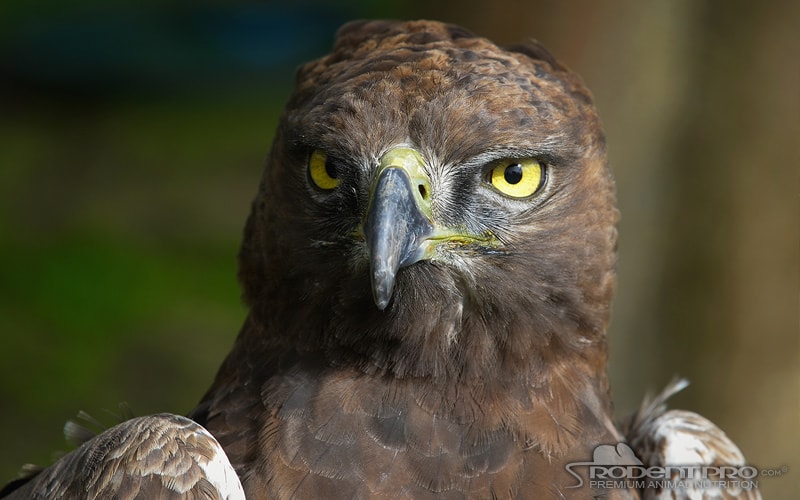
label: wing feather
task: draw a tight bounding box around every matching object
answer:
[625,379,761,500]
[2,414,244,500]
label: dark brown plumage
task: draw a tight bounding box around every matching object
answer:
[2,19,759,500]
[191,19,623,498]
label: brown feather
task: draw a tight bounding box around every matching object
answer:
[4,414,243,499]
[624,380,761,499]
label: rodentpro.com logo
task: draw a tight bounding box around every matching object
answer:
[565,443,761,493]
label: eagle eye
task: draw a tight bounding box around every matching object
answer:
[308,149,341,190]
[487,158,545,198]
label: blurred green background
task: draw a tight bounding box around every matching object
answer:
[1,0,797,497]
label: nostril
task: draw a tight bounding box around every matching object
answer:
[418,184,428,200]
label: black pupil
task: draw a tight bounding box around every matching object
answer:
[504,164,523,184]
[325,157,339,179]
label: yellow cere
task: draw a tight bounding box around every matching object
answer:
[489,158,545,198]
[309,149,340,190]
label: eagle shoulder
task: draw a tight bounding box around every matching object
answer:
[2,414,244,500]
[625,379,761,500]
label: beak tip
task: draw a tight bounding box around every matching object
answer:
[375,296,390,311]
[371,268,395,310]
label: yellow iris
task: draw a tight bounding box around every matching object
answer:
[308,149,340,190]
[488,158,545,198]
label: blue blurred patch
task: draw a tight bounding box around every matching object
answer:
[0,4,354,94]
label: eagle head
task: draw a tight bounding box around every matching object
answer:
[237,20,618,381]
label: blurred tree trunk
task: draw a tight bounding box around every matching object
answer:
[658,2,798,494]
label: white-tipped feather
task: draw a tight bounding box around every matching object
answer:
[195,425,247,500]
[3,414,245,499]
[625,379,761,499]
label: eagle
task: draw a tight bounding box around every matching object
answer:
[2,20,759,499]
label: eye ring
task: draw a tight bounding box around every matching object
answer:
[308,149,341,190]
[487,158,546,198]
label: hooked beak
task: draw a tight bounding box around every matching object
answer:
[362,148,434,310]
